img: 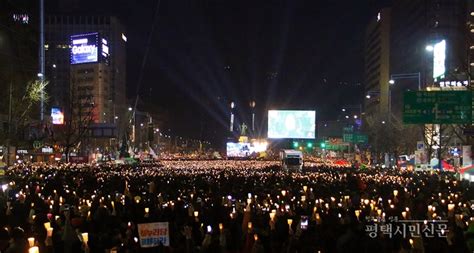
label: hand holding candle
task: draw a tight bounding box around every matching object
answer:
[28,237,35,247]
[81,232,89,244]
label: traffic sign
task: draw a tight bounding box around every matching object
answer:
[33,141,42,149]
[403,91,472,124]
[343,133,368,144]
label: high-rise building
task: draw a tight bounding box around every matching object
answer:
[45,15,127,135]
[364,1,469,120]
[389,0,468,118]
[363,8,391,117]
[468,3,474,81]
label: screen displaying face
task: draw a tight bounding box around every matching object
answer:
[268,110,315,139]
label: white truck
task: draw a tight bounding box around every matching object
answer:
[280,149,303,172]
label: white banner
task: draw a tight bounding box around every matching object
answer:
[415,150,428,165]
[137,222,170,247]
[463,145,472,167]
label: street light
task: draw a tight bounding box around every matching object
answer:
[425,45,434,52]
[388,72,421,122]
[341,108,346,112]
[128,107,132,111]
[366,94,371,99]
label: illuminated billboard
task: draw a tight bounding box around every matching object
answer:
[268,110,315,139]
[70,33,99,64]
[226,142,252,158]
[226,141,268,158]
[433,40,446,79]
[51,107,64,125]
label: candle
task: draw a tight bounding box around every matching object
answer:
[377,209,382,216]
[81,232,89,244]
[194,211,199,217]
[409,239,414,247]
[287,219,293,226]
[428,205,433,212]
[47,228,53,237]
[145,207,149,214]
[44,222,51,230]
[28,246,39,253]
[269,212,276,221]
[219,223,224,231]
[448,204,455,211]
[248,222,252,230]
[247,199,252,205]
[393,190,398,197]
[253,234,258,241]
[402,211,407,219]
[28,237,35,247]
[303,186,308,192]
[281,190,286,197]
[355,210,361,219]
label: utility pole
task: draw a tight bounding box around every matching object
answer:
[6,82,13,166]
[39,0,45,121]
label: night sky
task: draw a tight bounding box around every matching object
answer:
[47,0,391,145]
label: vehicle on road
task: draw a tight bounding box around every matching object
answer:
[280,149,303,172]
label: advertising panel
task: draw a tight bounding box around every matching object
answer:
[463,145,472,167]
[70,33,99,64]
[51,107,64,125]
[433,40,446,79]
[267,110,315,139]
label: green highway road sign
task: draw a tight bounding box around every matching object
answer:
[343,133,368,144]
[403,91,472,124]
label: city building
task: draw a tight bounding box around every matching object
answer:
[363,8,391,118]
[45,15,127,135]
[364,1,469,120]
[389,0,468,118]
[469,3,474,81]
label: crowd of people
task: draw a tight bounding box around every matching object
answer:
[0,160,473,252]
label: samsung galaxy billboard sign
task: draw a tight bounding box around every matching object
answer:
[70,33,99,64]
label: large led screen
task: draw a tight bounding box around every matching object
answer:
[51,107,64,125]
[70,33,99,64]
[226,141,268,158]
[267,110,315,139]
[226,142,252,158]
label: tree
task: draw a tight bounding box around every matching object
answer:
[49,83,95,162]
[364,112,421,161]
